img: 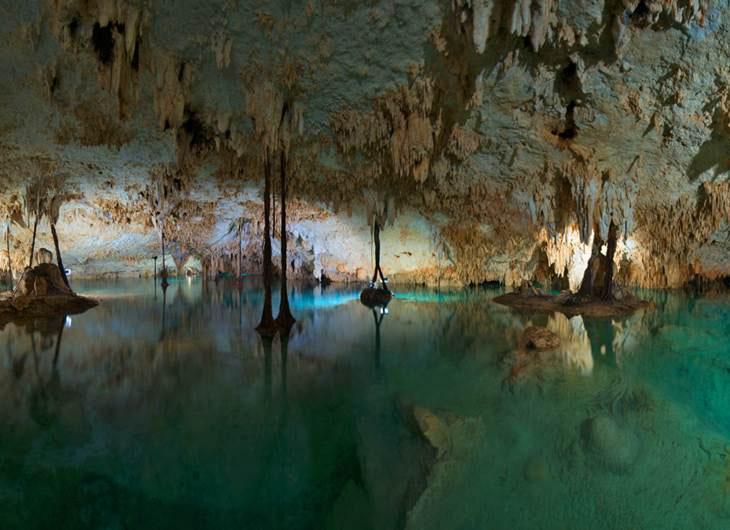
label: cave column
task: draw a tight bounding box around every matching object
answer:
[371,220,388,291]
[29,209,39,268]
[577,231,604,298]
[276,140,295,330]
[257,152,277,334]
[50,223,70,289]
[577,221,619,300]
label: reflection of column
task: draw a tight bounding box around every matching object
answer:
[52,316,64,367]
[159,285,168,342]
[239,288,243,335]
[280,330,289,403]
[372,308,384,372]
[50,316,64,389]
[262,335,273,403]
[610,313,643,369]
[583,317,617,367]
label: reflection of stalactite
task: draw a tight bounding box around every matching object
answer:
[546,313,593,375]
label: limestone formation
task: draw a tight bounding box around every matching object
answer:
[0,263,97,327]
[35,248,53,265]
[0,1,727,289]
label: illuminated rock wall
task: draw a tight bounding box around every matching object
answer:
[0,0,728,287]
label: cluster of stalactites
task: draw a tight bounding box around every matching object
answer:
[153,56,192,131]
[51,0,145,118]
[141,166,192,238]
[363,191,397,229]
[245,81,304,158]
[613,0,708,57]
[561,160,636,245]
[457,0,706,59]
[332,78,438,185]
[637,179,730,259]
[455,0,556,54]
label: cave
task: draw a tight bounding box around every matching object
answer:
[2,1,730,529]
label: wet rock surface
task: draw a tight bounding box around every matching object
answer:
[359,287,393,309]
[493,290,650,317]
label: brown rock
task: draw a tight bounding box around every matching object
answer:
[33,276,48,296]
[15,264,71,298]
[35,248,53,264]
[521,326,560,351]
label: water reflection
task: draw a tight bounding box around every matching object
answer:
[0,280,729,528]
[547,313,593,376]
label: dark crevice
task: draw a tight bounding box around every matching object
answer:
[630,1,651,27]
[49,75,60,95]
[68,17,80,39]
[555,60,585,103]
[92,23,115,65]
[181,110,209,149]
[92,23,125,65]
[131,39,141,71]
[552,100,578,140]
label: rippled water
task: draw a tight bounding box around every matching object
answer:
[1,279,730,529]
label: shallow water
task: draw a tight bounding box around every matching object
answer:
[1,279,730,529]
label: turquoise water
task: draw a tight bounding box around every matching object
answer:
[1,279,730,529]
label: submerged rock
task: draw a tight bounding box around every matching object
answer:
[523,455,550,482]
[581,416,639,473]
[521,326,561,351]
[406,406,486,529]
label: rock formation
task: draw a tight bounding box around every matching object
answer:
[0,0,726,289]
[0,263,97,327]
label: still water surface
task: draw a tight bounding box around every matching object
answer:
[1,279,730,529]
